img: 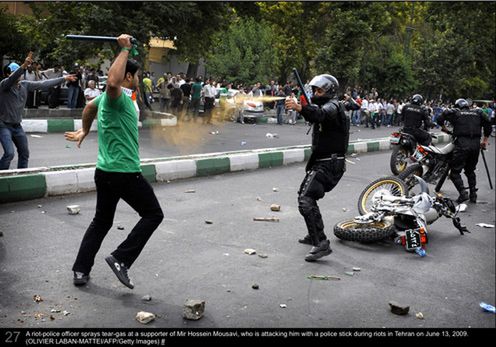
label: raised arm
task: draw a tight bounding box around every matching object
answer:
[106,34,133,100]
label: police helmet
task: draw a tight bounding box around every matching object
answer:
[454,98,469,109]
[309,74,339,97]
[411,94,424,105]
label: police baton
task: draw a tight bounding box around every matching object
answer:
[480,148,493,190]
[292,68,310,105]
[65,35,138,45]
[292,68,312,134]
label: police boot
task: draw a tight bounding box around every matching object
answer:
[305,239,332,262]
[456,190,469,204]
[298,234,325,246]
[469,188,478,203]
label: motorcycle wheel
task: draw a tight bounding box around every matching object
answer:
[398,163,424,192]
[333,218,396,243]
[390,146,410,175]
[358,176,409,215]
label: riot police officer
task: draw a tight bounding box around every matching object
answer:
[285,74,359,262]
[437,99,492,203]
[402,94,432,146]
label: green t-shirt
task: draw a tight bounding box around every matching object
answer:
[191,82,202,100]
[93,91,141,173]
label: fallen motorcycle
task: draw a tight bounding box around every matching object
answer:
[398,136,455,194]
[334,176,468,256]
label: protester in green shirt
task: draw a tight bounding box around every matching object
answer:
[64,34,164,289]
[190,77,203,121]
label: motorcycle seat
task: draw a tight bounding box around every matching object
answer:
[422,142,455,155]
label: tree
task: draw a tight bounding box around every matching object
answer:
[205,17,280,86]
[0,8,31,76]
[7,2,232,69]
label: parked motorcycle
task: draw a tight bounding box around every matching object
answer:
[398,135,455,194]
[335,176,468,256]
[389,131,418,175]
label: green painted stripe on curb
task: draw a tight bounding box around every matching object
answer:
[304,148,312,161]
[347,143,355,154]
[142,119,161,127]
[47,119,74,132]
[257,117,269,124]
[258,152,284,168]
[196,157,230,177]
[0,174,46,203]
[366,142,380,152]
[141,164,157,183]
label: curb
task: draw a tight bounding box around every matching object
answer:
[0,133,452,203]
[21,117,177,133]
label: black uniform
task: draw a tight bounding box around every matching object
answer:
[402,103,432,146]
[298,96,357,247]
[437,107,492,200]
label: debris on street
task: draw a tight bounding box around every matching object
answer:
[244,249,256,255]
[307,275,341,281]
[117,226,125,230]
[252,284,259,290]
[279,304,287,308]
[33,295,43,303]
[185,189,196,193]
[66,205,80,215]
[205,220,213,224]
[389,301,410,315]
[253,217,279,222]
[456,203,468,212]
[258,254,268,259]
[183,300,205,320]
[256,196,263,201]
[63,311,70,316]
[50,309,61,313]
[30,134,43,138]
[344,271,355,276]
[345,159,356,165]
[272,187,279,192]
[142,295,152,302]
[476,223,495,228]
[352,267,361,272]
[241,141,247,146]
[416,312,424,319]
[270,204,281,212]
[480,302,496,314]
[135,311,156,324]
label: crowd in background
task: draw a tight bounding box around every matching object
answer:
[11,60,496,127]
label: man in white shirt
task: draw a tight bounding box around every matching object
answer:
[360,96,369,127]
[84,80,101,103]
[368,98,378,129]
[202,79,216,124]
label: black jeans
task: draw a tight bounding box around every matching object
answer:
[298,158,346,245]
[72,169,164,274]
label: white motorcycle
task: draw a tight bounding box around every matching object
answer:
[334,176,469,256]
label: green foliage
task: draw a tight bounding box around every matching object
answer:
[0,8,31,63]
[2,2,494,100]
[206,17,280,86]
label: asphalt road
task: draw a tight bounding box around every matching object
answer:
[0,143,494,328]
[22,121,399,168]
